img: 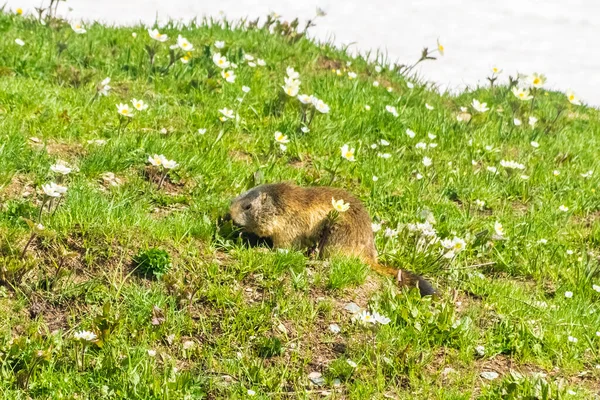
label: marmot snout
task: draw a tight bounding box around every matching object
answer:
[229,182,435,296]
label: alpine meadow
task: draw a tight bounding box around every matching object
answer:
[1,6,600,399]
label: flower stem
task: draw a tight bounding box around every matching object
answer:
[38,197,47,222]
[157,170,168,190]
[21,232,36,259]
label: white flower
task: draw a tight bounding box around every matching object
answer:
[538,239,548,244]
[521,175,529,180]
[73,330,97,341]
[372,176,379,182]
[566,89,581,105]
[406,81,414,89]
[415,142,427,150]
[487,166,498,174]
[364,105,371,111]
[512,87,533,101]
[429,143,438,148]
[581,170,593,178]
[530,141,539,148]
[132,32,137,38]
[378,153,391,159]
[131,99,148,111]
[425,103,434,110]
[247,389,256,396]
[494,221,504,237]
[371,311,390,325]
[297,94,312,104]
[379,139,390,146]
[286,66,300,79]
[15,38,25,46]
[257,59,266,66]
[148,28,167,42]
[212,53,230,69]
[219,107,234,121]
[500,160,525,170]
[301,127,310,133]
[71,22,87,34]
[346,359,357,368]
[384,228,398,238]
[332,198,350,212]
[529,116,538,127]
[592,284,600,293]
[182,340,195,350]
[559,205,569,212]
[98,77,111,96]
[314,99,330,114]
[422,157,432,167]
[147,349,157,357]
[566,250,574,255]
[279,144,287,152]
[274,131,289,144]
[567,335,577,343]
[553,170,560,176]
[491,67,502,75]
[162,159,178,170]
[148,154,163,167]
[406,129,416,138]
[214,40,225,49]
[348,72,357,79]
[564,291,573,298]
[385,105,399,117]
[428,133,436,140]
[514,118,522,126]
[416,173,423,180]
[353,310,376,325]
[371,222,382,232]
[340,144,355,162]
[475,345,485,356]
[375,65,382,73]
[472,99,489,113]
[241,86,251,94]
[475,199,485,208]
[244,54,254,61]
[527,73,546,88]
[50,162,72,175]
[176,35,194,51]
[282,82,300,97]
[116,103,134,118]
[441,237,467,254]
[329,324,341,333]
[42,182,67,198]
[373,81,379,87]
[221,70,236,83]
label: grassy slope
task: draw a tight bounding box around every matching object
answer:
[1,10,600,399]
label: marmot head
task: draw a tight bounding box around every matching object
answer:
[229,185,280,237]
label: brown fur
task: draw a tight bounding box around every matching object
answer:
[229,182,435,296]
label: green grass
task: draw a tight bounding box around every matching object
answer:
[1,9,600,399]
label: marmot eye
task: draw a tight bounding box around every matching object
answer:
[242,203,252,211]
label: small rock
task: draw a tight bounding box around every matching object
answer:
[344,302,361,314]
[480,371,499,380]
[329,324,341,333]
[308,371,325,386]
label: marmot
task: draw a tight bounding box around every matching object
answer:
[229,182,435,296]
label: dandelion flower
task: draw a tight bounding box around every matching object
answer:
[331,198,350,212]
[492,67,502,75]
[148,28,168,42]
[274,131,289,144]
[116,103,134,118]
[73,330,97,341]
[15,38,25,46]
[512,87,533,101]
[472,99,489,113]
[212,53,230,69]
[340,144,355,162]
[437,39,445,56]
[566,89,581,105]
[71,22,87,34]
[16,8,23,15]
[131,99,148,111]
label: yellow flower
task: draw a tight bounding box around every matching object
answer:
[492,66,502,74]
[331,198,350,212]
[116,103,134,117]
[274,131,289,144]
[437,39,444,56]
[16,8,23,15]
[528,73,546,88]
